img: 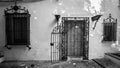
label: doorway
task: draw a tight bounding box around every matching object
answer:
[51,17,89,62]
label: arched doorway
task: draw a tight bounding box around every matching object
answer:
[51,17,89,62]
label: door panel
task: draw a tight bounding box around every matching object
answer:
[67,21,85,57]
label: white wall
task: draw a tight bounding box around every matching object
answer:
[89,0,120,59]
[0,0,120,60]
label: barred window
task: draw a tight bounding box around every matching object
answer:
[4,4,31,49]
[102,14,117,42]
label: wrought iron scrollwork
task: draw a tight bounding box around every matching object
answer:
[4,5,29,14]
[4,0,29,14]
[103,14,117,23]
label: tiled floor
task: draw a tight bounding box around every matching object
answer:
[0,58,119,68]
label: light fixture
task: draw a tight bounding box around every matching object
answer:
[55,14,60,22]
[54,14,60,26]
[91,14,102,30]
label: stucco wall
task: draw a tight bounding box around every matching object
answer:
[0,0,120,60]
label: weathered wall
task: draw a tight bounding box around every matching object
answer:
[0,0,120,60]
[89,0,120,59]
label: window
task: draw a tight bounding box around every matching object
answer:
[102,14,117,42]
[4,5,31,49]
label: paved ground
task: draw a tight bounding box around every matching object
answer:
[0,58,119,68]
[49,60,102,68]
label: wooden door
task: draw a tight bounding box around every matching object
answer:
[67,20,85,57]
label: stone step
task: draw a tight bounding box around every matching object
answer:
[92,58,120,68]
[104,53,120,67]
[67,56,83,61]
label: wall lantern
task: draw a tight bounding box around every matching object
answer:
[55,15,60,22]
[91,15,102,30]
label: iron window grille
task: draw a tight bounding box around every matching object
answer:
[102,14,117,42]
[4,3,31,49]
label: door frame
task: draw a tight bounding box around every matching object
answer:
[61,17,89,60]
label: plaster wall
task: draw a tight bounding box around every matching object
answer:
[0,0,119,60]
